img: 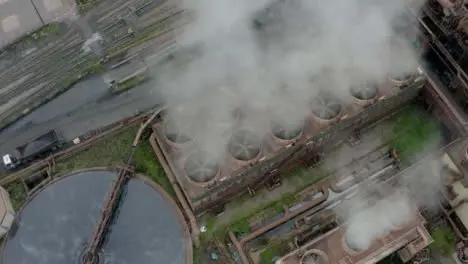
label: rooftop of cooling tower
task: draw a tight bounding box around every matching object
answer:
[350,85,378,101]
[184,151,219,184]
[310,94,342,120]
[228,129,262,161]
[164,120,192,144]
[0,169,190,264]
[271,119,304,140]
[277,212,431,264]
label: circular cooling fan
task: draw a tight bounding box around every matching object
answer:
[391,73,415,82]
[350,85,378,101]
[184,151,219,183]
[164,120,191,144]
[271,120,303,140]
[311,95,342,120]
[300,251,327,264]
[344,235,365,252]
[228,130,262,161]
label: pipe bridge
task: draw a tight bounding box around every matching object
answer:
[81,159,134,264]
[81,110,161,264]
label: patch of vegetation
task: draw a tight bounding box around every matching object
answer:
[429,227,456,256]
[53,125,174,196]
[54,126,138,174]
[289,165,325,186]
[388,106,440,163]
[259,240,289,264]
[133,138,175,197]
[211,166,325,239]
[230,217,251,235]
[9,23,62,49]
[6,181,27,211]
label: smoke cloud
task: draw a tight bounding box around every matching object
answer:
[156,0,424,159]
[339,158,443,251]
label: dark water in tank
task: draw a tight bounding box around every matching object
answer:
[1,170,114,264]
[1,171,187,264]
[100,179,187,264]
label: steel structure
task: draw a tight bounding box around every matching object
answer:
[418,0,468,134]
[81,111,159,264]
[152,77,430,215]
[81,159,133,264]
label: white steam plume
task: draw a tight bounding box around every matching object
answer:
[339,158,443,251]
[156,0,424,159]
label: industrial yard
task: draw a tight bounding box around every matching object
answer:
[3,0,468,264]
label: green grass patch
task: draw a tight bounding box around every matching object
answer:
[212,166,325,238]
[133,138,175,197]
[429,226,456,256]
[54,126,138,174]
[388,106,440,163]
[53,125,174,196]
[6,181,27,211]
[259,240,289,264]
[289,165,325,186]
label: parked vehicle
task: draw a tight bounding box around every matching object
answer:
[2,130,63,171]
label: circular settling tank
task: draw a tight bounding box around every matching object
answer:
[228,130,262,161]
[184,151,219,184]
[311,95,342,120]
[1,170,189,264]
[164,120,192,144]
[300,249,328,264]
[270,119,303,141]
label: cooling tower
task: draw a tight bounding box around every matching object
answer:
[183,150,220,187]
[310,94,342,127]
[227,129,263,167]
[349,84,379,107]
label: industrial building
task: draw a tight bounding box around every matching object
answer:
[151,76,427,215]
[277,212,432,264]
[147,0,468,263]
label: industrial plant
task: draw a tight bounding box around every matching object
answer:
[4,0,468,264]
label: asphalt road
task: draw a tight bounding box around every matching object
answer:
[0,64,163,156]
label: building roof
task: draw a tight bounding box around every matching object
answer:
[278,212,432,264]
[0,0,76,49]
